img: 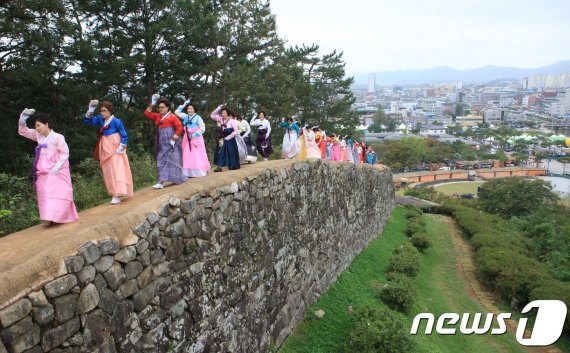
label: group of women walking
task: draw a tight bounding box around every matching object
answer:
[278,117,379,164]
[17,97,378,227]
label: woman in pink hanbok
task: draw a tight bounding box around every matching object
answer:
[305,126,322,159]
[83,100,134,204]
[175,100,210,177]
[331,135,341,161]
[18,109,79,226]
[339,136,347,161]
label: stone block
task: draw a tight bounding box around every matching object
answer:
[133,283,155,312]
[125,261,144,280]
[92,274,107,293]
[114,246,136,263]
[94,256,114,273]
[0,299,32,327]
[3,325,39,353]
[157,203,170,217]
[77,265,96,285]
[64,256,84,273]
[81,309,112,352]
[27,291,48,308]
[97,289,117,316]
[76,284,100,315]
[32,305,54,325]
[135,239,149,255]
[78,242,101,264]
[115,280,138,301]
[41,317,80,352]
[146,212,160,225]
[103,262,126,290]
[99,239,120,255]
[167,210,183,224]
[0,316,33,343]
[150,249,164,265]
[53,294,77,323]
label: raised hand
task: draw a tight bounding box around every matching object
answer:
[19,108,36,124]
[151,94,160,106]
[86,100,99,117]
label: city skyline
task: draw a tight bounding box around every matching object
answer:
[270,0,570,76]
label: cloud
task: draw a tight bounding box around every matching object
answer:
[270,0,570,74]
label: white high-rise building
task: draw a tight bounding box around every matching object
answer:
[367,74,375,93]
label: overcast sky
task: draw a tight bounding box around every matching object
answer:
[269,0,570,76]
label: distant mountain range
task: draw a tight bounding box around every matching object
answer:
[353,60,570,85]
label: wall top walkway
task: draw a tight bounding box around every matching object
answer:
[0,160,389,308]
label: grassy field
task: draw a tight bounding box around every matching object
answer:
[432,181,485,196]
[279,207,538,353]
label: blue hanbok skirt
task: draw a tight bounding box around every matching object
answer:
[214,127,240,170]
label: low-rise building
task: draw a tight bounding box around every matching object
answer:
[456,114,484,127]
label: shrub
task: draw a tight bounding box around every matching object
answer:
[470,231,528,253]
[410,234,432,252]
[347,304,415,353]
[0,173,39,236]
[494,255,551,304]
[406,221,425,237]
[403,186,439,201]
[73,154,156,211]
[388,243,421,277]
[476,246,551,303]
[405,207,423,219]
[407,215,426,226]
[378,273,417,313]
[530,279,570,333]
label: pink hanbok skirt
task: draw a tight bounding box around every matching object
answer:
[340,147,347,161]
[182,127,210,177]
[99,134,134,197]
[35,153,79,223]
[332,144,341,161]
[306,141,322,159]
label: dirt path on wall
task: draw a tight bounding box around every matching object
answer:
[438,215,563,353]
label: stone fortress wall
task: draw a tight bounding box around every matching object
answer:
[0,160,394,353]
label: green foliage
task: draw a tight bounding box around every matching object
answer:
[1,0,358,178]
[387,243,421,277]
[446,201,570,335]
[406,221,425,237]
[530,279,570,331]
[73,154,156,211]
[478,177,559,218]
[405,207,423,219]
[377,273,417,313]
[407,215,426,227]
[378,138,426,171]
[368,108,397,132]
[403,187,440,202]
[347,304,415,353]
[0,173,40,235]
[410,234,432,252]
[512,205,570,281]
